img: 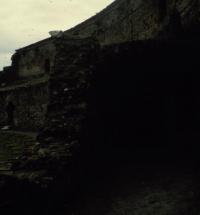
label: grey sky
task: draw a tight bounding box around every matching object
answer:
[0,0,114,70]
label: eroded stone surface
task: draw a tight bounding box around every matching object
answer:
[64,0,200,44]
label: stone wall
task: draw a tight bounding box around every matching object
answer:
[0,78,49,131]
[0,66,17,86]
[36,37,99,161]
[64,0,199,44]
[11,37,200,214]
[10,37,100,191]
[14,36,200,181]
[12,39,56,78]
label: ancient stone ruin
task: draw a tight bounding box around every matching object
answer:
[1,0,200,214]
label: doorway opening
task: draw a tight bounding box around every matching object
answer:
[6,101,15,127]
[44,59,51,74]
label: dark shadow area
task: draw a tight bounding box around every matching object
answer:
[6,101,15,127]
[157,0,167,20]
[77,40,200,214]
[1,39,200,215]
[87,40,200,164]
[45,59,51,74]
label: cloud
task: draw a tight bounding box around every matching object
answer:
[0,0,114,70]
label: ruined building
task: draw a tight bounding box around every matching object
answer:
[0,0,199,130]
[1,0,200,214]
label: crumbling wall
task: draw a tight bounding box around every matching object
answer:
[0,80,49,131]
[10,38,100,204]
[0,66,17,86]
[36,37,99,164]
[11,37,200,215]
[64,0,199,44]
[12,39,56,78]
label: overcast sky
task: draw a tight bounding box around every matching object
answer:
[0,0,114,70]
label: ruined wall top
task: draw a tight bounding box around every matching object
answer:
[2,0,199,81]
[12,0,200,52]
[63,0,200,44]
